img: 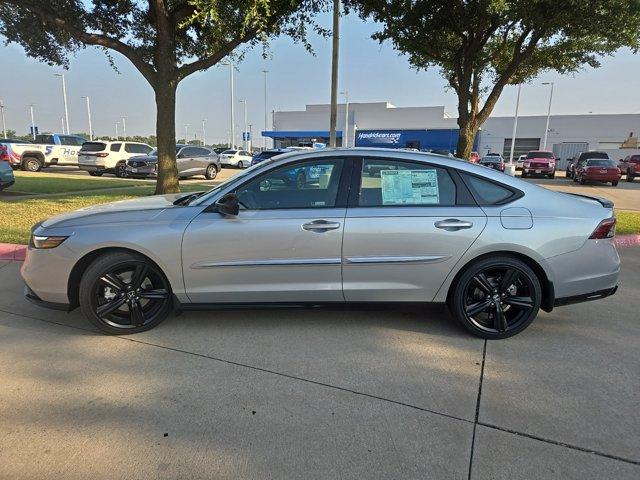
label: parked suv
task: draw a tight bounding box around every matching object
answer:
[78,141,153,177]
[125,145,220,179]
[619,154,640,182]
[521,151,556,178]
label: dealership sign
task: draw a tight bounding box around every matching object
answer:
[357,131,402,144]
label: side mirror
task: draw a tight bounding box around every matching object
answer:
[213,193,240,216]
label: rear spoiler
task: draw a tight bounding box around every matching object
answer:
[562,192,614,209]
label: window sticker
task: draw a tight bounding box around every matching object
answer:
[380,169,439,205]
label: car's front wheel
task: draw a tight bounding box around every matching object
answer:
[79,251,172,334]
[449,256,541,339]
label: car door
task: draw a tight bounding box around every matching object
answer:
[181,156,351,303]
[192,147,211,173]
[342,157,487,302]
[176,147,194,175]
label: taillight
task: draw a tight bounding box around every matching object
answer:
[96,152,109,157]
[589,217,616,239]
[0,145,8,161]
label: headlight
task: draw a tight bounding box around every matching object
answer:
[30,235,68,249]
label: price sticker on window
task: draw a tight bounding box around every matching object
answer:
[380,169,439,205]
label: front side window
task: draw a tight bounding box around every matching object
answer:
[358,158,456,207]
[236,159,344,210]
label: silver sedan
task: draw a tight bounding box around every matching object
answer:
[21,148,620,339]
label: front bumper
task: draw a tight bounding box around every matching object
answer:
[125,166,156,177]
[523,167,554,174]
[24,284,71,311]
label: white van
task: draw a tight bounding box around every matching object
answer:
[78,141,153,177]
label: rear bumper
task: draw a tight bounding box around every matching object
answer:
[78,163,108,172]
[582,174,621,182]
[554,286,617,307]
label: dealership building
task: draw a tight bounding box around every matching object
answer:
[262,102,640,167]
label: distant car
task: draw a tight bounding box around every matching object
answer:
[574,158,621,186]
[0,133,87,171]
[567,151,609,179]
[125,145,220,180]
[78,141,153,177]
[251,148,293,166]
[516,154,527,170]
[219,149,253,168]
[469,151,480,163]
[521,151,556,178]
[479,156,505,172]
[619,154,640,182]
[0,158,15,190]
[485,152,504,160]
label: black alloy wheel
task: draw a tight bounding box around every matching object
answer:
[115,162,127,178]
[450,257,541,339]
[79,252,172,334]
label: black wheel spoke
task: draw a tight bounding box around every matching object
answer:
[494,303,508,331]
[499,268,519,294]
[131,264,148,289]
[129,300,146,326]
[504,296,534,309]
[139,288,169,300]
[472,273,493,294]
[96,296,126,317]
[100,273,125,291]
[465,299,492,317]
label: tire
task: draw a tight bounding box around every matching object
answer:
[115,162,127,178]
[521,172,527,178]
[579,177,586,185]
[627,171,635,182]
[449,256,541,339]
[238,160,247,169]
[88,171,103,177]
[548,172,555,179]
[79,251,172,335]
[612,181,618,187]
[22,156,42,172]
[205,164,218,180]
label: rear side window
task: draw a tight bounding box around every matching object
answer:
[195,147,211,156]
[359,158,456,207]
[463,174,516,205]
[35,135,54,144]
[124,143,152,154]
[81,142,106,152]
[110,143,122,152]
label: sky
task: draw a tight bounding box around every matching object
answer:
[1,11,640,145]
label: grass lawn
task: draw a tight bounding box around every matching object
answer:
[9,171,148,194]
[616,210,640,236]
[0,184,209,244]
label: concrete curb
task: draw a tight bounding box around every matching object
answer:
[0,243,26,261]
[1,235,639,263]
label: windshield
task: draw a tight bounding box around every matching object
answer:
[526,151,554,159]
[587,159,616,167]
[581,152,609,160]
[80,142,107,152]
[190,161,271,206]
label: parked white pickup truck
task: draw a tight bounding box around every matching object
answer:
[1,133,87,171]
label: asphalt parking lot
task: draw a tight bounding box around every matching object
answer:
[0,247,638,479]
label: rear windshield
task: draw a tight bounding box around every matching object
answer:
[481,157,501,163]
[222,150,238,155]
[581,152,609,160]
[526,151,554,159]
[80,142,107,152]
[587,159,616,167]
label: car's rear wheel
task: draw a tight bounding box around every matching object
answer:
[521,171,527,178]
[449,257,541,339]
[579,176,586,185]
[627,171,635,182]
[22,157,42,172]
[612,181,618,187]
[548,172,555,179]
[115,162,127,178]
[79,252,172,334]
[205,164,218,179]
[88,171,103,177]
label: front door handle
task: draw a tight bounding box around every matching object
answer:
[434,219,474,231]
[302,220,341,232]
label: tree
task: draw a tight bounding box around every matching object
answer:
[0,0,328,193]
[346,0,640,159]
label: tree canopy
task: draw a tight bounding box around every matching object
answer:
[346,0,640,158]
[0,0,329,192]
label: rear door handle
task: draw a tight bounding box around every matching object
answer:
[434,219,474,231]
[302,219,341,232]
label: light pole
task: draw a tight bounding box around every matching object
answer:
[239,99,248,150]
[28,104,36,140]
[509,84,522,164]
[115,121,119,140]
[262,70,268,149]
[0,100,6,138]
[54,73,70,134]
[82,96,93,140]
[221,62,236,148]
[248,123,253,151]
[184,124,190,143]
[202,119,206,146]
[329,0,340,147]
[542,82,554,149]
[340,90,349,147]
[121,116,127,140]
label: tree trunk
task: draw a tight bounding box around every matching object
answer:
[154,81,180,195]
[456,117,477,160]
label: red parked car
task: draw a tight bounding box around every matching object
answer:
[619,154,640,182]
[469,151,480,163]
[521,151,556,178]
[574,158,621,186]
